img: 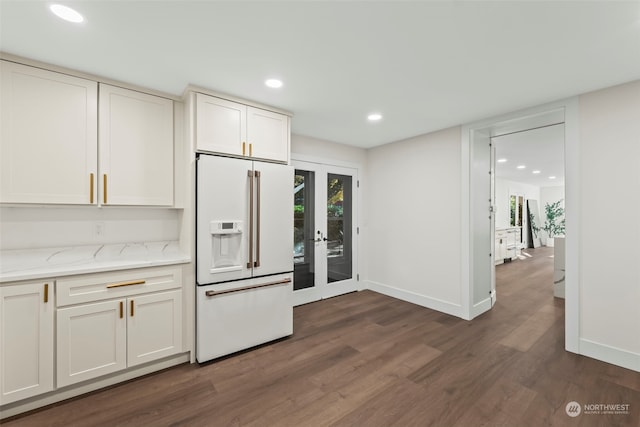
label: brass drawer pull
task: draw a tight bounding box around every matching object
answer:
[130,300,134,317]
[44,283,49,303]
[106,280,145,289]
[103,174,107,204]
[119,301,123,318]
[90,173,94,204]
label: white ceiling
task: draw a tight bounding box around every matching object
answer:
[1,1,639,148]
[493,123,565,188]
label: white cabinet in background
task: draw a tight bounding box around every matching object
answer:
[99,84,174,206]
[0,281,54,404]
[495,227,522,265]
[0,61,98,205]
[495,231,507,265]
[195,93,289,163]
[56,267,183,387]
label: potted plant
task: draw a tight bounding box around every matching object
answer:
[542,200,565,247]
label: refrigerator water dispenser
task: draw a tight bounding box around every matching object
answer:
[209,220,243,273]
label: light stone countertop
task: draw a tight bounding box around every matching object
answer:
[0,241,190,283]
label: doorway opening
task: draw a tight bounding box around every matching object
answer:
[492,123,566,301]
[465,99,579,354]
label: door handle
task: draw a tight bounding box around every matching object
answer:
[255,170,261,267]
[247,170,254,269]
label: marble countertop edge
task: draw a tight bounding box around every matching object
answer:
[0,256,191,284]
[0,241,191,284]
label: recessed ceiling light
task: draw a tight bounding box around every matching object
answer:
[549,176,556,180]
[516,165,526,169]
[532,170,541,174]
[497,158,507,163]
[50,4,84,23]
[265,79,283,88]
[367,113,382,122]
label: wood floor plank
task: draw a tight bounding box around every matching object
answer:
[499,302,562,351]
[3,246,640,427]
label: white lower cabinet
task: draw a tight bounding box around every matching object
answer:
[0,282,54,405]
[127,290,182,367]
[57,300,127,387]
[56,267,183,388]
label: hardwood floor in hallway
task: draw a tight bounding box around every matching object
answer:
[3,247,639,426]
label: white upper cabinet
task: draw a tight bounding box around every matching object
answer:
[196,94,246,157]
[195,93,290,163]
[0,61,98,204]
[247,106,289,163]
[99,84,174,206]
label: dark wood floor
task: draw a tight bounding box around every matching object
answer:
[4,247,639,426]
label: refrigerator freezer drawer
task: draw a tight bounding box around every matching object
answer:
[196,273,293,363]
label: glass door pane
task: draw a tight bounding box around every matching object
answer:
[293,170,315,291]
[327,173,352,283]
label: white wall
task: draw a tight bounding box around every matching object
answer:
[291,133,367,166]
[0,206,180,250]
[495,179,540,230]
[578,80,640,370]
[365,127,463,316]
[539,186,564,216]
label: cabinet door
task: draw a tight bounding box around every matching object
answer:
[0,61,98,204]
[99,84,174,206]
[127,290,182,367]
[0,282,54,404]
[196,94,246,156]
[247,106,289,163]
[57,299,126,387]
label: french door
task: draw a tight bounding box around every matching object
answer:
[292,160,358,306]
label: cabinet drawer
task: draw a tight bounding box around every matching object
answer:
[56,266,181,307]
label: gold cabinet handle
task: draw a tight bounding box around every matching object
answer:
[130,300,134,317]
[90,173,94,204]
[242,141,246,156]
[106,280,145,289]
[249,143,253,157]
[103,174,107,204]
[44,283,49,303]
[119,301,123,319]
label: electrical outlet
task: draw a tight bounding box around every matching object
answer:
[95,222,105,237]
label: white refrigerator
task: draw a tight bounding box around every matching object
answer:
[196,154,293,363]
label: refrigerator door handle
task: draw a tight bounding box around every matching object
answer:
[247,170,254,269]
[255,170,261,267]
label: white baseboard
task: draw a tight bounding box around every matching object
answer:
[470,297,492,319]
[580,339,640,372]
[363,280,463,318]
[1,353,191,419]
